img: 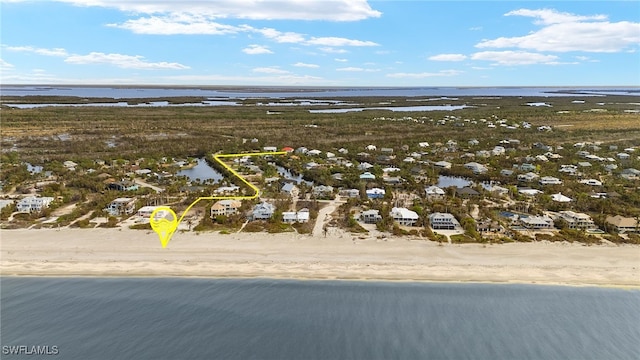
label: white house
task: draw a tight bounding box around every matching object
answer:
[16,196,54,213]
[551,193,572,202]
[434,161,452,169]
[390,207,419,226]
[429,212,460,230]
[281,183,300,198]
[464,162,488,174]
[282,208,310,224]
[557,211,597,230]
[579,179,603,186]
[539,176,563,185]
[360,209,382,223]
[365,145,377,151]
[105,197,136,216]
[425,186,446,200]
[519,215,554,230]
[366,188,385,199]
[517,172,540,182]
[137,205,161,218]
[250,202,276,220]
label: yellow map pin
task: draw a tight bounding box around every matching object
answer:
[149,206,178,248]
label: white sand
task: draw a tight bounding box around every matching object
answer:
[2,228,639,287]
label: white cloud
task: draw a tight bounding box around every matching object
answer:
[108,15,248,35]
[0,58,15,70]
[334,58,348,62]
[65,52,190,69]
[319,47,348,54]
[505,8,607,25]
[49,0,382,21]
[257,28,306,43]
[336,67,379,72]
[477,8,640,52]
[252,67,290,74]
[428,54,467,61]
[471,51,559,65]
[242,44,273,55]
[386,70,462,78]
[4,45,68,57]
[307,37,378,47]
[293,62,319,68]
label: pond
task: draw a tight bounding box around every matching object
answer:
[276,166,314,186]
[436,175,471,188]
[176,158,223,183]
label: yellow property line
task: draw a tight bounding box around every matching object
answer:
[176,151,287,225]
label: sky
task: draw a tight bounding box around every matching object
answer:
[1,0,639,86]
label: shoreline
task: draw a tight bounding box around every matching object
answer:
[2,228,639,287]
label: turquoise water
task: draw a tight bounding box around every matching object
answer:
[2,278,639,359]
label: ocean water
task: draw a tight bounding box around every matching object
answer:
[1,278,639,360]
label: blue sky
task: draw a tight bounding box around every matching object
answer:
[1,0,639,86]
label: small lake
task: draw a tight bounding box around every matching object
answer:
[176,158,223,183]
[437,175,472,188]
[276,166,313,186]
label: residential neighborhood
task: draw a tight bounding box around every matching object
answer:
[1,113,639,244]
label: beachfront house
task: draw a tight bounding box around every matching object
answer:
[428,213,461,230]
[105,197,136,216]
[360,209,382,224]
[390,207,419,226]
[519,215,554,230]
[556,211,597,230]
[250,202,276,221]
[605,215,639,233]
[282,208,310,224]
[16,196,54,213]
[210,200,242,217]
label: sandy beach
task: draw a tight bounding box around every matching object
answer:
[1,228,639,287]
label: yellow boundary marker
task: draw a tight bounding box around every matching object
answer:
[152,151,287,247]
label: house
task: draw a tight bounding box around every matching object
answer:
[620,168,640,180]
[16,196,54,213]
[500,169,514,177]
[492,146,506,156]
[455,187,480,198]
[63,160,78,170]
[578,162,592,168]
[281,183,300,198]
[418,142,430,148]
[107,180,139,191]
[295,147,308,154]
[380,148,394,154]
[425,186,446,200]
[283,208,310,224]
[579,179,602,186]
[557,211,597,230]
[360,172,376,180]
[519,163,536,172]
[339,189,360,198]
[464,162,488,174]
[211,200,242,217]
[468,139,479,146]
[383,176,403,185]
[617,153,631,160]
[312,185,334,198]
[518,188,542,196]
[429,212,461,230]
[360,209,382,224]
[250,202,276,220]
[519,215,554,230]
[357,162,374,171]
[366,188,386,199]
[137,206,161,218]
[487,185,509,196]
[263,146,277,152]
[517,172,539,182]
[365,145,377,151]
[476,219,504,233]
[390,207,419,226]
[539,176,563,185]
[105,197,136,216]
[606,215,638,233]
[551,193,572,203]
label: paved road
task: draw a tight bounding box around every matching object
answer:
[134,178,164,193]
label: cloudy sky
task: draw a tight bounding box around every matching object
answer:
[1,0,639,86]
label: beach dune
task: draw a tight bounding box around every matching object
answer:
[1,228,639,287]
